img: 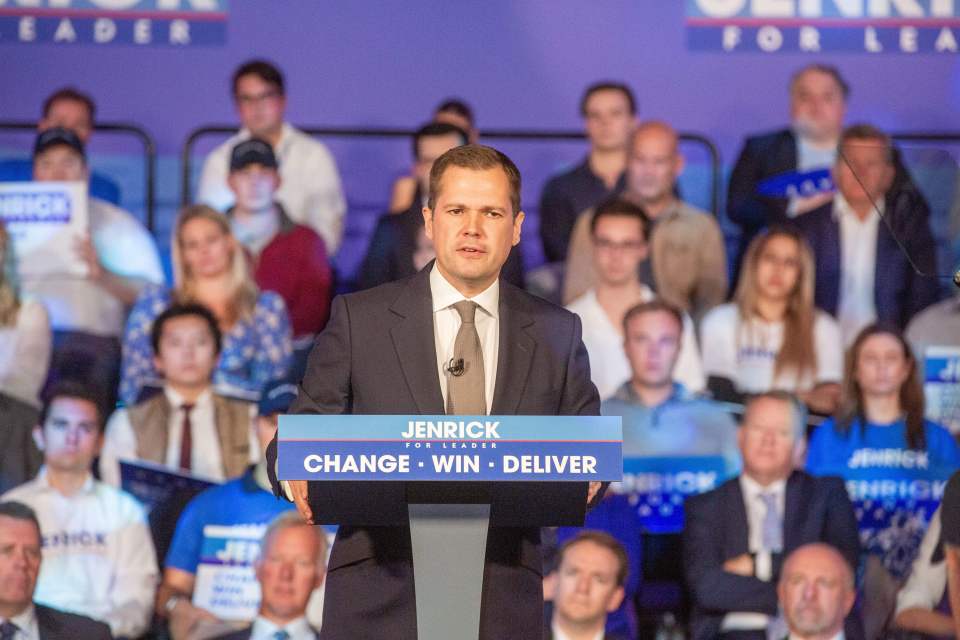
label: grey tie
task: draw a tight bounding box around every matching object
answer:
[446,301,486,415]
[759,492,783,552]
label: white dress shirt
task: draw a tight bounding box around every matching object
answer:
[1,605,39,640]
[197,123,346,254]
[789,633,844,640]
[99,386,258,486]
[430,264,499,414]
[249,614,316,640]
[720,474,787,632]
[1,470,158,638]
[550,620,604,640]
[566,287,705,399]
[834,193,882,345]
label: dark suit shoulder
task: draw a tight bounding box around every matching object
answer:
[791,200,834,231]
[35,604,113,639]
[685,474,739,512]
[501,280,577,322]
[743,128,795,153]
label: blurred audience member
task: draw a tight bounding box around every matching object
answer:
[906,290,960,436]
[209,512,325,640]
[387,98,479,214]
[0,87,121,205]
[197,59,346,255]
[684,392,861,640]
[158,380,324,639]
[120,205,292,404]
[539,82,637,264]
[546,531,628,640]
[793,125,940,344]
[0,500,112,639]
[777,543,857,640]
[564,122,727,321]
[604,300,739,471]
[892,506,953,638]
[104,303,257,485]
[226,138,332,376]
[27,127,164,410]
[939,472,960,637]
[2,382,157,638]
[359,122,523,290]
[700,227,843,415]
[566,199,704,398]
[807,324,960,637]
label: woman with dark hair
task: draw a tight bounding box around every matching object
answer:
[807,324,960,636]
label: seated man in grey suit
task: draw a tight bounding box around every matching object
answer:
[269,144,602,639]
[778,543,856,640]
[213,511,325,640]
[0,501,112,640]
[683,391,862,640]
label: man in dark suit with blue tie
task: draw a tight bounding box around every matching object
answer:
[0,501,112,640]
[683,392,862,640]
[268,144,602,639]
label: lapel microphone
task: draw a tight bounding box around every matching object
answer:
[446,358,465,377]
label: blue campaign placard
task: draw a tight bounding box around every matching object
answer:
[278,415,622,482]
[614,456,729,534]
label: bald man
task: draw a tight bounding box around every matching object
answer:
[563,121,727,323]
[778,543,858,640]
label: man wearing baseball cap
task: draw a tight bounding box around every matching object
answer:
[27,127,164,409]
[226,137,333,380]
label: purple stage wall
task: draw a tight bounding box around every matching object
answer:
[1,1,958,279]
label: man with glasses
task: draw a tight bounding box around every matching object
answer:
[197,59,346,255]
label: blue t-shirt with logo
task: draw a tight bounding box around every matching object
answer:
[806,416,960,577]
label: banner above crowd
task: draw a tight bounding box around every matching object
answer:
[0,0,228,46]
[686,0,960,53]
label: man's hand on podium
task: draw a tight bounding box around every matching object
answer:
[289,480,314,524]
[587,481,602,505]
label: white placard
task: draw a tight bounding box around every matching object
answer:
[0,181,88,278]
[193,524,265,621]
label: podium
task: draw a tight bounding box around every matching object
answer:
[278,414,622,639]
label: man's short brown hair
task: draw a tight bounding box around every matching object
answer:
[621,299,683,336]
[427,144,521,215]
[557,530,628,587]
[838,123,893,163]
[42,87,96,124]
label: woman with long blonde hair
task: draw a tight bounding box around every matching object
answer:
[119,205,292,404]
[0,220,52,409]
[700,226,842,413]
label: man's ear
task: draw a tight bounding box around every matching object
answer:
[512,211,525,246]
[33,425,45,452]
[422,207,434,241]
[606,585,625,612]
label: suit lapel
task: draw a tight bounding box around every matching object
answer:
[726,478,751,557]
[783,471,807,552]
[491,284,535,415]
[389,267,445,415]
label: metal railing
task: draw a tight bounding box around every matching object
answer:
[0,121,158,232]
[180,125,723,215]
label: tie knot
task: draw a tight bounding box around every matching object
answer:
[273,629,290,640]
[452,300,478,325]
[758,492,777,508]
[181,403,195,414]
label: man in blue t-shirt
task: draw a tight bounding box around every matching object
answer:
[156,380,326,639]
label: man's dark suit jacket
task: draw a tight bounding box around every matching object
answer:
[357,198,525,291]
[267,264,601,640]
[0,393,42,494]
[683,470,862,640]
[726,128,930,275]
[35,603,113,640]
[792,198,940,330]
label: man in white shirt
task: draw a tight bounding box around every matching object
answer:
[778,543,857,640]
[27,127,165,409]
[0,500,112,640]
[566,198,703,398]
[547,531,628,640]
[101,302,257,486]
[211,511,326,640]
[2,381,157,638]
[197,59,346,255]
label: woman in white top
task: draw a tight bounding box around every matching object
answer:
[0,221,51,408]
[700,226,842,414]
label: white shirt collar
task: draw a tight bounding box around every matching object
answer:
[250,615,313,639]
[739,473,787,501]
[36,466,95,496]
[788,632,844,640]
[429,263,500,319]
[163,385,213,410]
[4,602,36,638]
[550,620,605,640]
[832,192,884,223]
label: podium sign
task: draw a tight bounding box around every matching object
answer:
[277,414,622,482]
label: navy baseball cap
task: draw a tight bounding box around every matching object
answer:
[33,127,85,160]
[258,380,297,416]
[229,137,278,172]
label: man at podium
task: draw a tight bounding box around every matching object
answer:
[268,144,601,639]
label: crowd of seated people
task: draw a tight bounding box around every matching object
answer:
[0,56,956,640]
